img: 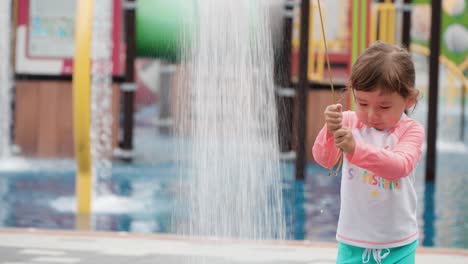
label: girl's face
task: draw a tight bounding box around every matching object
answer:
[354,88,416,131]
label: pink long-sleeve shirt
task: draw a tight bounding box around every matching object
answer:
[312,111,425,249]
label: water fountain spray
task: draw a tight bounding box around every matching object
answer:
[176,0,286,240]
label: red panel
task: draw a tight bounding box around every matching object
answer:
[112,0,123,75]
[17,0,28,25]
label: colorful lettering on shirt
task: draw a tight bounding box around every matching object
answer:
[348,168,355,180]
[357,170,401,190]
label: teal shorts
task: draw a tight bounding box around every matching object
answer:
[337,240,418,264]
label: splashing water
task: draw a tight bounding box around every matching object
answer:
[175,0,286,240]
[0,0,13,158]
[90,0,114,197]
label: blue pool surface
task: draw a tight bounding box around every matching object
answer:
[0,156,466,249]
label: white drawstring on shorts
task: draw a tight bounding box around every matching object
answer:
[362,248,390,264]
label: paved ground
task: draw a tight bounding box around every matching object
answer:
[0,228,467,264]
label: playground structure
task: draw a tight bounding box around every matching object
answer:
[0,0,466,214]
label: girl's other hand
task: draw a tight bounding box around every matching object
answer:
[333,128,355,154]
[324,104,343,132]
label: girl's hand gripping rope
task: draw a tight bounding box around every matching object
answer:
[324,104,343,133]
[324,104,345,176]
[325,104,356,155]
[333,128,356,155]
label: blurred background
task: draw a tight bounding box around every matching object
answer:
[0,0,466,250]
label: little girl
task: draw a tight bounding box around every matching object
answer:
[313,42,425,264]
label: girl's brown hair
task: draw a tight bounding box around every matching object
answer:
[350,41,416,99]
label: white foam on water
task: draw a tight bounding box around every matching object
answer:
[50,195,145,214]
[0,158,76,173]
[0,158,33,172]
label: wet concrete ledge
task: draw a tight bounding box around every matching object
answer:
[0,228,467,264]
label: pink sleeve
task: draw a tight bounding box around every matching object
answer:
[345,121,425,180]
[312,125,341,169]
[312,111,356,169]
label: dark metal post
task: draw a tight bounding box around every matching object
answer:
[422,181,435,246]
[275,1,293,87]
[425,0,441,183]
[276,0,294,153]
[119,0,137,161]
[295,0,310,180]
[422,0,441,247]
[401,0,412,48]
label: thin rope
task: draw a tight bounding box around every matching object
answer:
[317,0,335,102]
[317,0,343,176]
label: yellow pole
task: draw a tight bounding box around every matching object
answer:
[316,40,325,80]
[379,5,387,42]
[72,0,93,215]
[315,4,325,81]
[308,3,325,82]
[388,4,395,44]
[370,5,377,43]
